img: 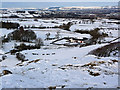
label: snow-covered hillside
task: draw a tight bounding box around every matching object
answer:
[0,18,119,89]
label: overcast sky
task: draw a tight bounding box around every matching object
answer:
[1,0,120,2]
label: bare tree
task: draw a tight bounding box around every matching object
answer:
[55,31,60,39]
[45,33,50,40]
[35,38,44,47]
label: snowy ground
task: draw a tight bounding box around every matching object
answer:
[0,18,119,88]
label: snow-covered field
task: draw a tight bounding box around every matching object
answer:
[0,18,119,89]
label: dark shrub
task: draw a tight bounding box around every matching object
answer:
[7,26,37,42]
[0,21,20,29]
[59,22,73,30]
[88,42,120,57]
[16,53,25,61]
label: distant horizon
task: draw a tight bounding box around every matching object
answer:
[1,2,118,9]
[1,0,120,2]
[1,1,119,2]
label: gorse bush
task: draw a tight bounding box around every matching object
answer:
[16,53,26,61]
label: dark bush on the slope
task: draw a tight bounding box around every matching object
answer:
[7,26,37,42]
[75,28,108,39]
[16,53,26,62]
[0,21,20,29]
[75,28,108,44]
[34,19,38,21]
[10,49,21,55]
[9,15,19,18]
[10,43,41,54]
[2,55,7,60]
[2,38,9,43]
[88,42,120,57]
[16,43,41,50]
[59,22,73,30]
